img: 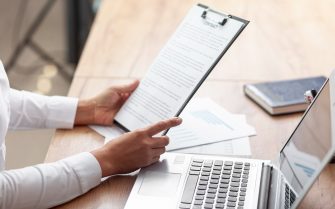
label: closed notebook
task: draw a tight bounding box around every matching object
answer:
[244,76,327,115]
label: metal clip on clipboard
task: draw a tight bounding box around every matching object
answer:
[201,7,232,26]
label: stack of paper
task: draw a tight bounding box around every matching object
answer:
[167,98,255,157]
[90,98,256,157]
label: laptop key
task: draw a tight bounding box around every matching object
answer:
[230,187,239,192]
[191,162,203,167]
[219,188,228,193]
[231,178,240,182]
[212,170,221,175]
[215,203,225,208]
[202,171,210,176]
[198,185,207,190]
[221,179,229,184]
[230,182,239,187]
[179,203,191,209]
[211,175,220,179]
[195,195,204,200]
[240,191,246,196]
[233,169,242,173]
[192,206,202,209]
[239,196,245,201]
[214,160,223,166]
[200,176,209,181]
[204,203,213,209]
[209,184,218,189]
[181,175,198,204]
[224,161,233,166]
[190,167,201,171]
[210,179,219,184]
[203,167,211,172]
[234,165,243,169]
[222,170,231,175]
[205,198,215,204]
[213,166,222,171]
[216,198,226,203]
[208,188,217,193]
[194,200,203,205]
[221,174,230,179]
[232,173,241,178]
[199,181,208,186]
[219,183,229,188]
[229,192,238,197]
[207,193,216,199]
[196,190,205,195]
[227,201,236,207]
[238,201,244,206]
[223,166,232,170]
[189,171,200,175]
[217,193,227,198]
[192,159,204,163]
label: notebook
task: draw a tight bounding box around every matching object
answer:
[244,76,326,115]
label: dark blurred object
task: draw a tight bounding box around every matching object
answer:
[304,89,318,104]
[66,0,96,65]
[5,0,98,81]
[5,0,73,80]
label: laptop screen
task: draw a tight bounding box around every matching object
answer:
[279,80,331,195]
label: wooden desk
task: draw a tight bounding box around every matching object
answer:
[45,0,335,208]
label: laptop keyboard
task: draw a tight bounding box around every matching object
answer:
[179,158,250,209]
[284,183,296,209]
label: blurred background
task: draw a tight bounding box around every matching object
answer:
[0,0,99,169]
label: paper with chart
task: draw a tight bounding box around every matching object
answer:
[91,98,256,156]
[114,5,246,133]
[166,98,255,150]
[173,137,251,157]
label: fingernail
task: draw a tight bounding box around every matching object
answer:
[174,117,182,122]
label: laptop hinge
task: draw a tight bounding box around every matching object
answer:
[257,163,272,209]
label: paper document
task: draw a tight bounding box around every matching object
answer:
[114,5,247,132]
[173,137,251,157]
[91,97,255,158]
[166,98,256,150]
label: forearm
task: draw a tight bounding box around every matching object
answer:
[9,89,77,130]
[0,152,101,209]
[74,99,96,125]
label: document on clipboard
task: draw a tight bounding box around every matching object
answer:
[114,4,249,134]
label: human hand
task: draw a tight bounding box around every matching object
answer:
[91,117,182,177]
[74,80,139,125]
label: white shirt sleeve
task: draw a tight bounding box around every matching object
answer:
[8,89,78,130]
[0,152,102,209]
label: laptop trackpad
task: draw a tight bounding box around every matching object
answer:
[138,171,181,197]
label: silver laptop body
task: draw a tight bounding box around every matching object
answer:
[125,71,335,209]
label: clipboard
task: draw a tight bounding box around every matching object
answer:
[114,4,249,134]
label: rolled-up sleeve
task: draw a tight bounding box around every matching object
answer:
[8,89,78,130]
[0,152,102,209]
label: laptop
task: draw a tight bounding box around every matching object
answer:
[124,71,334,209]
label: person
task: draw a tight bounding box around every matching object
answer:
[0,60,182,209]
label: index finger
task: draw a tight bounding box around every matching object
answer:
[144,117,182,136]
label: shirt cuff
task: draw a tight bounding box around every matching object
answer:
[61,152,102,193]
[46,96,78,129]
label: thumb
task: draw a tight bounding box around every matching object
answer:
[113,80,139,93]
